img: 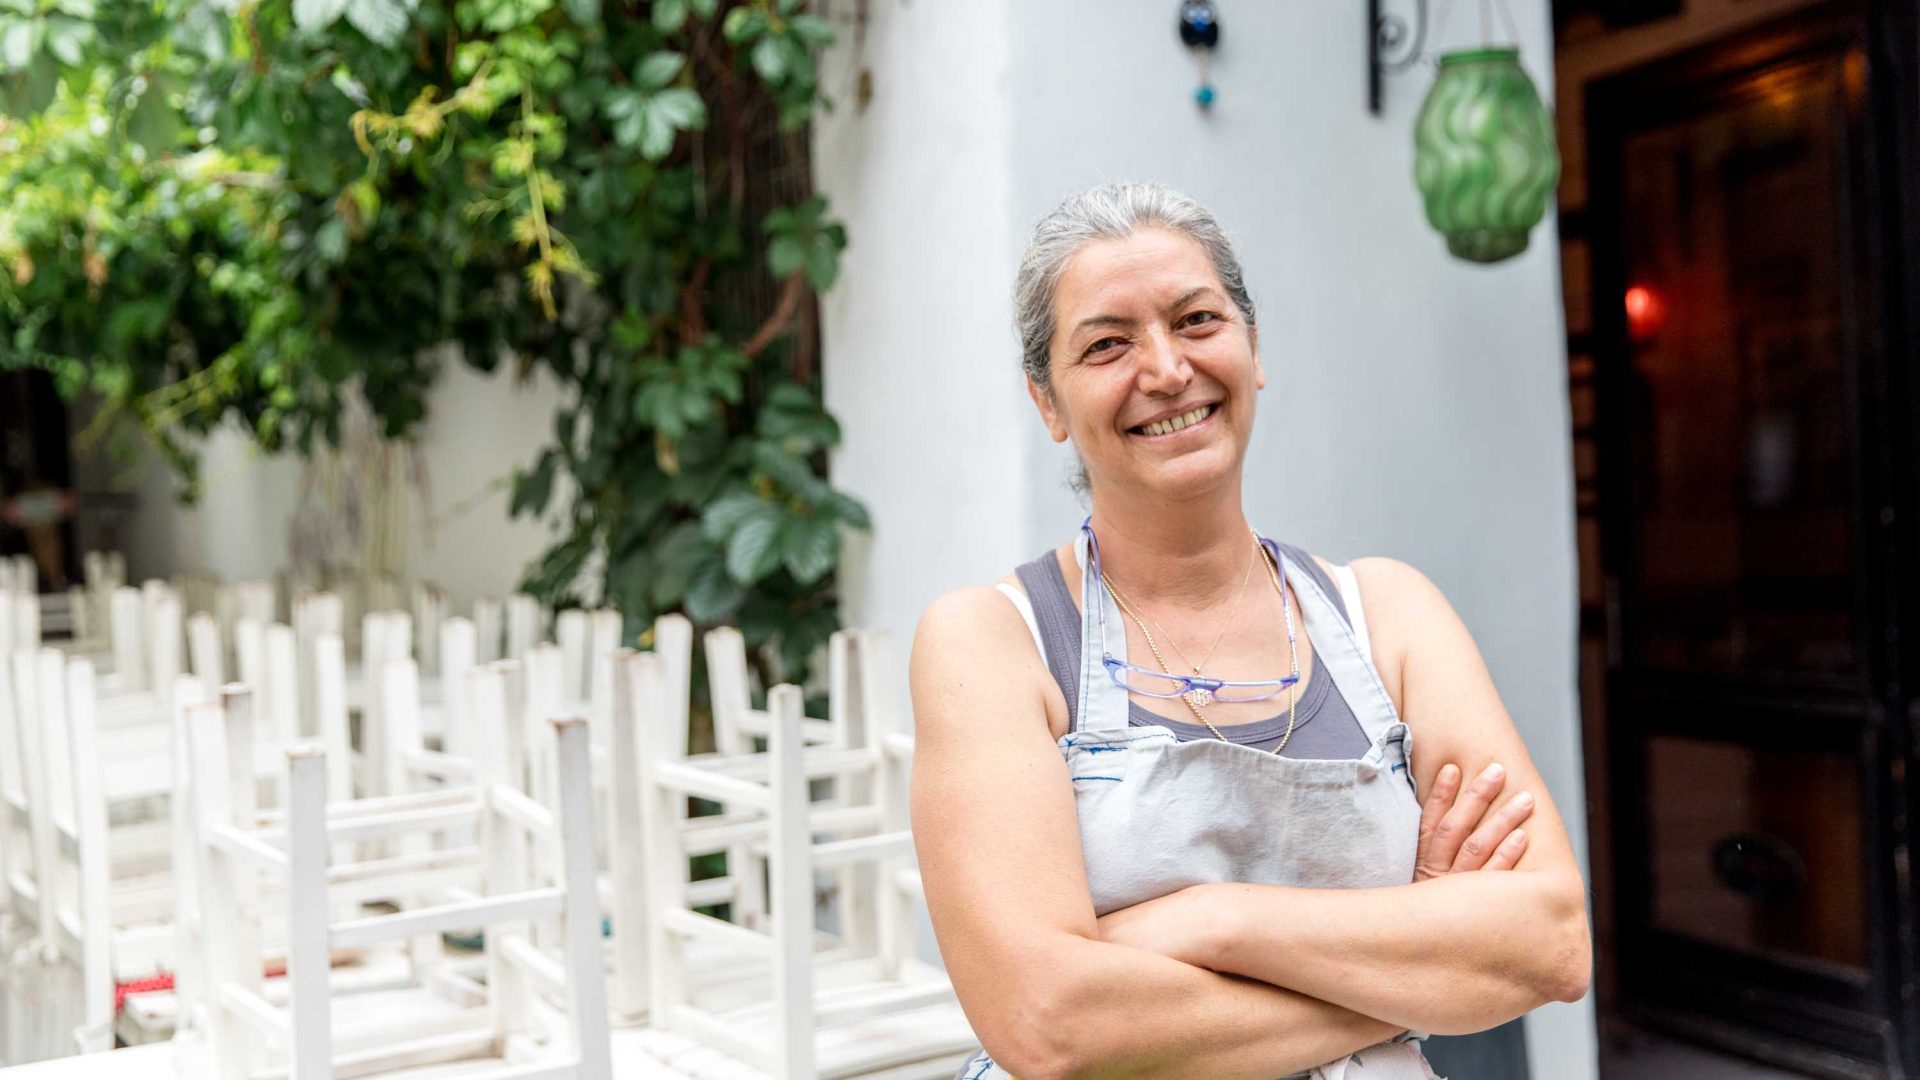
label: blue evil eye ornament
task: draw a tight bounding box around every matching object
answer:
[1178,1,1220,109]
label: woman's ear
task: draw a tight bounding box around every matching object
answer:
[1027,375,1071,443]
[1249,324,1266,391]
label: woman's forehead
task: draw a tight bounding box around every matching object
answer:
[1055,228,1221,316]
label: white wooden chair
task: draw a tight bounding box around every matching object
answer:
[0,645,60,1063]
[0,649,199,1060]
[190,697,611,1080]
[703,627,870,935]
[633,645,968,1080]
[505,594,546,663]
[472,597,504,665]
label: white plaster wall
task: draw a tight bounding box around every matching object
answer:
[812,0,1033,655]
[400,359,567,610]
[819,3,1594,1077]
[116,359,564,614]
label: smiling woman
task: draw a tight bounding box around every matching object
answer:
[909,183,1590,1080]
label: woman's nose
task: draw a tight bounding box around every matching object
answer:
[1136,330,1192,395]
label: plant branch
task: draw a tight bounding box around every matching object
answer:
[741,273,805,359]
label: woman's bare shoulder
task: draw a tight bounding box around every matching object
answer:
[1338,557,1452,701]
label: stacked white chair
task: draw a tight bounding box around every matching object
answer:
[186,674,611,1080]
[628,632,969,1080]
[0,645,194,1061]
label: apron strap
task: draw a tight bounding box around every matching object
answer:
[1073,528,1133,734]
[1265,539,1405,748]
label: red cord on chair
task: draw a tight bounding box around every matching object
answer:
[113,973,174,1013]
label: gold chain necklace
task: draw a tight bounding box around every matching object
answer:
[1100,530,1300,754]
[1116,536,1259,710]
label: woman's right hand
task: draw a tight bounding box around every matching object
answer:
[1414,761,1535,879]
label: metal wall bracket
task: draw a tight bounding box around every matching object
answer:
[1369,0,1429,115]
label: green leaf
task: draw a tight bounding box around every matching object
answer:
[688,0,717,16]
[627,87,704,160]
[6,49,55,115]
[650,86,705,129]
[803,236,839,290]
[561,0,598,25]
[1,19,39,68]
[651,0,688,31]
[767,234,804,279]
[789,13,833,46]
[43,17,86,67]
[780,517,839,584]
[344,0,412,46]
[701,491,765,541]
[646,523,708,606]
[635,51,684,89]
[292,0,351,33]
[510,452,559,517]
[725,509,783,584]
[604,89,644,149]
[314,216,348,265]
[750,35,786,83]
[827,491,871,530]
[634,379,686,437]
[126,74,179,154]
[685,564,746,622]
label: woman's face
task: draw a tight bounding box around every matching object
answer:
[1030,227,1263,503]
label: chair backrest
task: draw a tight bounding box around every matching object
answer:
[505,594,543,663]
[109,587,144,691]
[410,584,448,677]
[293,590,344,738]
[143,583,183,693]
[192,696,610,1080]
[704,626,756,758]
[471,598,503,665]
[585,610,623,745]
[439,616,478,760]
[188,611,226,687]
[556,609,590,709]
[633,634,941,1079]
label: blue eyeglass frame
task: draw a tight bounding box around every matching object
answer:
[1082,519,1303,702]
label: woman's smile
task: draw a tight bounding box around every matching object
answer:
[1127,401,1220,441]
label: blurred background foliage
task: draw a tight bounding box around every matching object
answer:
[0,0,863,681]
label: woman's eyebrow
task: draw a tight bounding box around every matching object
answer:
[1071,313,1132,337]
[1168,286,1223,311]
[1069,287,1226,338]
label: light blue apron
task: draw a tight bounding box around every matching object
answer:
[956,528,1440,1080]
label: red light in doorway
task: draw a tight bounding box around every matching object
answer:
[1624,284,1666,342]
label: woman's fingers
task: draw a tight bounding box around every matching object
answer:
[1425,762,1506,873]
[1414,763,1463,880]
[1451,789,1536,871]
[1482,828,1530,871]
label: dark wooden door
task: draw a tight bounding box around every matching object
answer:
[1586,6,1920,1078]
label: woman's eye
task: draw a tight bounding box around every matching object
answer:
[1179,310,1222,328]
[1084,337,1123,358]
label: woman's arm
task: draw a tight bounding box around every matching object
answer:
[912,586,1401,1079]
[1095,558,1592,1036]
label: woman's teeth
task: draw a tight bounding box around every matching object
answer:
[1137,404,1214,437]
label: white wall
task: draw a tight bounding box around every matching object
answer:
[114,358,564,614]
[816,4,1595,1078]
[812,0,1034,652]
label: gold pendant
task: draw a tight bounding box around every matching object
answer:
[1183,687,1213,708]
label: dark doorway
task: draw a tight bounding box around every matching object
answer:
[1582,5,1920,1078]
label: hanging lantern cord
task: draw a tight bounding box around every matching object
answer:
[1477,0,1523,45]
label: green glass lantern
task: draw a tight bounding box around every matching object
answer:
[1413,47,1560,264]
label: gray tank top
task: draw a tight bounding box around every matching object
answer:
[1012,544,1372,759]
[958,529,1433,1079]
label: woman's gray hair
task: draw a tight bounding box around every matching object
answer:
[1014,182,1257,392]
